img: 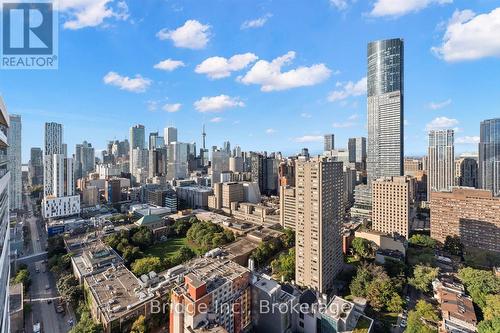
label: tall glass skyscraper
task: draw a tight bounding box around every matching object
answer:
[428,129,455,195]
[479,118,500,196]
[367,38,404,185]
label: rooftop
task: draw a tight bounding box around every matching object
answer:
[440,290,477,326]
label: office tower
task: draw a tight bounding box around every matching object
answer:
[328,149,349,165]
[233,145,242,158]
[148,131,159,150]
[344,167,357,209]
[372,176,415,239]
[324,134,335,152]
[348,137,367,165]
[295,158,343,293]
[250,153,278,195]
[367,38,404,185]
[130,124,145,150]
[428,129,455,196]
[7,114,21,210]
[211,149,230,184]
[229,156,244,173]
[163,126,177,146]
[455,157,478,188]
[479,118,500,196]
[430,188,500,253]
[75,141,95,178]
[131,148,148,182]
[167,142,189,180]
[404,158,423,177]
[29,147,44,186]
[105,178,121,203]
[222,182,244,208]
[223,140,231,155]
[44,122,63,196]
[148,148,167,178]
[279,186,296,230]
[300,148,309,159]
[0,97,11,332]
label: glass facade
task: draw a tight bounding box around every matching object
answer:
[479,118,500,196]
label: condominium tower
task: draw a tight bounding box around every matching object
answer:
[478,118,500,196]
[295,157,343,293]
[324,134,335,152]
[43,122,63,196]
[367,38,404,185]
[164,126,178,146]
[7,114,21,210]
[428,129,454,196]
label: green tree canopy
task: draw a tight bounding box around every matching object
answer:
[271,248,295,281]
[130,315,147,333]
[443,235,463,256]
[408,265,439,293]
[409,234,436,248]
[458,267,500,310]
[351,237,372,258]
[131,257,163,276]
[406,300,439,333]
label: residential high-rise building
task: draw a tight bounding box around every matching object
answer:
[75,141,95,179]
[367,38,404,185]
[348,137,367,165]
[279,185,296,230]
[295,157,343,293]
[163,126,177,146]
[324,134,335,152]
[29,147,44,186]
[52,154,75,197]
[0,97,11,332]
[455,157,478,188]
[130,124,145,150]
[372,176,415,239]
[478,118,500,196]
[430,188,500,253]
[167,142,189,180]
[250,152,278,195]
[44,122,63,196]
[7,114,21,210]
[223,140,231,155]
[428,129,454,196]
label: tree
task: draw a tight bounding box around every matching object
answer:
[122,246,143,265]
[443,235,463,256]
[131,257,163,276]
[406,300,439,333]
[351,237,371,258]
[477,317,500,333]
[387,293,404,313]
[69,310,103,333]
[130,315,147,333]
[57,274,82,306]
[482,294,500,321]
[131,227,154,249]
[408,265,439,293]
[11,268,30,291]
[409,234,436,248]
[271,248,295,281]
[282,228,295,248]
[458,267,500,310]
[384,257,406,277]
[173,219,191,237]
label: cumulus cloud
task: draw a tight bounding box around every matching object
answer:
[432,8,500,62]
[330,0,349,10]
[300,112,312,118]
[103,71,151,93]
[58,0,129,30]
[153,59,185,71]
[266,128,276,134]
[162,103,181,113]
[328,77,367,101]
[210,117,223,123]
[241,13,272,29]
[294,135,323,143]
[195,53,258,79]
[157,20,211,49]
[238,51,331,92]
[456,136,480,144]
[370,0,452,17]
[194,95,244,113]
[428,98,452,110]
[425,116,459,131]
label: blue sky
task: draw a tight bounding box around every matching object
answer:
[1,0,499,163]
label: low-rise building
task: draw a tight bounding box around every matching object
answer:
[42,195,81,219]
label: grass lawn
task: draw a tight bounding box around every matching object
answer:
[144,237,188,259]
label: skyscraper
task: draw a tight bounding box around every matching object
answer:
[455,157,478,188]
[428,129,454,195]
[75,141,95,178]
[0,97,11,332]
[130,124,145,150]
[44,122,63,196]
[348,137,367,165]
[7,114,21,210]
[324,134,335,152]
[367,38,404,185]
[163,126,177,146]
[295,157,343,293]
[29,147,44,186]
[479,118,500,196]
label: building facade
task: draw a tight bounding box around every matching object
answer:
[6,115,21,210]
[324,134,335,152]
[43,122,63,197]
[367,38,404,185]
[455,157,478,188]
[430,188,500,253]
[295,158,343,293]
[428,129,454,196]
[478,118,500,196]
[279,185,296,230]
[164,126,178,146]
[29,148,43,186]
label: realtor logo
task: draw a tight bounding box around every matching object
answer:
[1,0,58,69]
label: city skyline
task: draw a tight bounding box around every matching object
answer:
[2,1,499,162]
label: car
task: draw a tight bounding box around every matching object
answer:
[401,320,407,328]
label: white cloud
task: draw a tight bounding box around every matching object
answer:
[428,98,452,110]
[162,103,182,113]
[330,0,349,10]
[146,100,158,112]
[266,128,276,134]
[103,71,151,93]
[153,59,185,71]
[432,8,500,62]
[348,114,359,120]
[58,0,129,30]
[194,95,245,113]
[456,136,480,144]
[333,121,356,128]
[300,112,312,118]
[328,77,367,101]
[241,13,272,29]
[294,135,323,143]
[157,20,211,49]
[425,116,459,131]
[195,53,258,79]
[238,51,331,92]
[210,117,223,123]
[370,0,452,18]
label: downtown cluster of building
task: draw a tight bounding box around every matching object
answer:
[0,37,499,333]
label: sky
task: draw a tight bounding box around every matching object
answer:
[1,0,500,163]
